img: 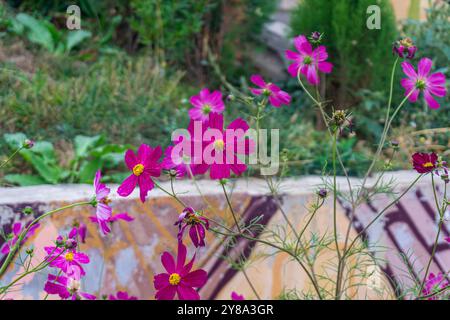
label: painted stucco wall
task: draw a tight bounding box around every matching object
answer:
[1,171,448,299]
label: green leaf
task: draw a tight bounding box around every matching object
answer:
[78,158,102,183]
[15,13,54,52]
[74,135,103,158]
[66,30,92,52]
[3,132,27,149]
[19,152,61,184]
[30,141,56,163]
[4,174,46,186]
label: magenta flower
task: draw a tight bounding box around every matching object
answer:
[203,112,255,180]
[0,222,40,255]
[69,223,87,244]
[154,242,208,300]
[118,144,162,203]
[44,246,90,280]
[44,274,96,300]
[175,207,209,248]
[400,58,447,109]
[188,88,225,123]
[285,35,333,85]
[231,291,245,300]
[93,170,112,235]
[422,273,449,300]
[89,212,134,231]
[108,291,138,300]
[162,120,208,178]
[249,74,291,108]
[412,152,438,174]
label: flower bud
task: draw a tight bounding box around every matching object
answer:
[55,236,65,247]
[168,169,178,178]
[22,139,35,149]
[393,38,417,59]
[22,206,34,215]
[317,188,328,199]
[65,238,77,249]
[226,94,235,102]
[26,248,34,256]
[309,31,323,44]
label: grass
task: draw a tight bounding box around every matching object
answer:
[0,49,196,149]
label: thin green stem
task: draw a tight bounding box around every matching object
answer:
[153,179,187,208]
[358,57,399,193]
[220,182,261,300]
[418,174,444,295]
[0,201,91,277]
[344,174,423,257]
[0,146,24,169]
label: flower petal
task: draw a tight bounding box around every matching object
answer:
[182,269,208,288]
[424,90,440,109]
[418,58,432,77]
[401,61,417,79]
[177,284,200,300]
[161,252,176,274]
[155,284,176,300]
[154,273,170,290]
[117,174,138,197]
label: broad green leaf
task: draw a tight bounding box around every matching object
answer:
[4,174,46,186]
[3,132,27,149]
[15,13,54,52]
[78,158,102,183]
[66,30,92,52]
[30,141,56,163]
[19,152,61,184]
[74,135,103,158]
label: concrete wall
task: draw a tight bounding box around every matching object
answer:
[1,171,448,299]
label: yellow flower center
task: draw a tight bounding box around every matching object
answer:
[214,139,225,151]
[423,162,434,168]
[202,104,212,115]
[65,252,74,262]
[169,273,181,285]
[132,164,145,176]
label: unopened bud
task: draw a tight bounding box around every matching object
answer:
[22,206,34,215]
[65,238,77,249]
[23,139,35,149]
[317,188,328,199]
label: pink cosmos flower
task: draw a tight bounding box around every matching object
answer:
[203,112,255,180]
[44,246,90,280]
[44,274,96,300]
[108,291,138,300]
[93,170,112,235]
[411,152,448,177]
[175,207,209,248]
[231,291,245,300]
[188,88,225,123]
[285,35,333,85]
[445,237,450,244]
[249,74,291,108]
[422,272,449,300]
[1,222,40,255]
[400,58,447,109]
[89,212,134,231]
[154,242,208,300]
[118,144,162,203]
[69,223,87,244]
[162,120,209,178]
